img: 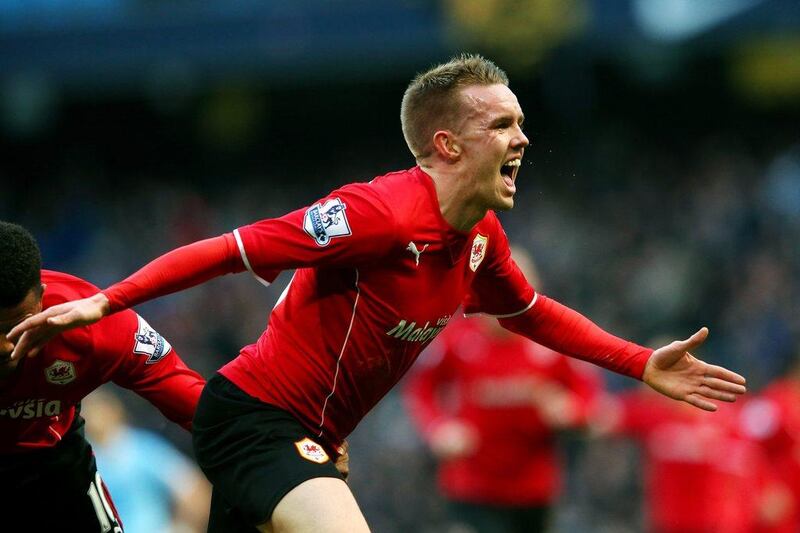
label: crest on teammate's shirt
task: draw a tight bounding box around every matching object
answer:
[133,315,172,364]
[45,360,76,385]
[294,437,330,464]
[303,198,351,247]
[469,234,488,272]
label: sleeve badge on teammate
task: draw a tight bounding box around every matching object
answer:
[132,315,172,364]
[469,233,488,272]
[303,198,351,247]
[294,437,330,464]
[45,360,76,385]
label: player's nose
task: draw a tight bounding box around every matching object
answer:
[513,125,529,149]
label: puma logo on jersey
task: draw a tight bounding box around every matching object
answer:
[0,398,62,419]
[406,241,429,266]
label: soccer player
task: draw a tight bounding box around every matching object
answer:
[9,54,746,533]
[0,221,206,532]
[404,247,603,532]
[592,386,767,533]
[739,354,800,532]
[83,388,212,533]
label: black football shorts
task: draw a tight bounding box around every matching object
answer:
[0,425,124,533]
[192,373,344,532]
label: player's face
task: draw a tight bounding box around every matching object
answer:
[0,287,43,378]
[453,84,528,211]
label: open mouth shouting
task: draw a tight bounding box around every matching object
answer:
[500,158,522,193]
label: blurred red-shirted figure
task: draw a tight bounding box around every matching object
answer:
[739,355,800,533]
[596,386,768,533]
[404,249,602,532]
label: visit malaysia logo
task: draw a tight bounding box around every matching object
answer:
[385,315,451,343]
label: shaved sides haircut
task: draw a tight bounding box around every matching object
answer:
[401,53,509,159]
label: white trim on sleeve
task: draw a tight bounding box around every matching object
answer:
[233,228,271,288]
[463,292,538,319]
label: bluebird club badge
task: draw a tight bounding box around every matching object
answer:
[45,360,76,385]
[469,234,488,272]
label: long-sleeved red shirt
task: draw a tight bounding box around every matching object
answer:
[0,270,205,454]
[102,167,651,450]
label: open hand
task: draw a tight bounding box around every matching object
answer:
[8,293,111,360]
[642,327,746,411]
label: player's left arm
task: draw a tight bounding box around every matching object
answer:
[500,290,745,411]
[91,309,205,430]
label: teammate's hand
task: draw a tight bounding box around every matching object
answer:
[7,293,111,360]
[529,383,579,428]
[429,419,479,460]
[335,441,350,481]
[642,327,746,411]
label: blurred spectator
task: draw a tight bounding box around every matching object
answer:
[83,388,212,533]
[404,247,603,533]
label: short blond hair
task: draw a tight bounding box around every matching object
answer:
[401,53,509,159]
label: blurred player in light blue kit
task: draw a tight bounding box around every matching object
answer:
[83,388,212,533]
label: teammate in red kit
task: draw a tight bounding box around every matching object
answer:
[593,387,767,533]
[0,221,205,532]
[404,248,603,532]
[739,355,800,532]
[9,54,746,533]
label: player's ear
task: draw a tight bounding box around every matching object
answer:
[432,131,461,161]
[35,283,46,310]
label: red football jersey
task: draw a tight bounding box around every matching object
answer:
[404,315,603,505]
[739,379,800,533]
[612,390,765,533]
[0,271,205,454]
[220,167,535,448]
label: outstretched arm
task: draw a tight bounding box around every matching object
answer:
[500,295,746,411]
[8,234,244,359]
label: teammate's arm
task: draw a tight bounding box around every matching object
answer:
[403,343,478,460]
[92,308,205,430]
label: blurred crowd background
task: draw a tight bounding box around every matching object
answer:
[2,1,799,531]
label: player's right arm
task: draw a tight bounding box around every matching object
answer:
[9,183,400,359]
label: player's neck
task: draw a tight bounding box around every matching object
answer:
[423,164,487,232]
